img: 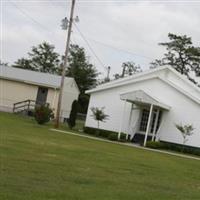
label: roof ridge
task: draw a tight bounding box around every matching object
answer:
[0,65,73,88]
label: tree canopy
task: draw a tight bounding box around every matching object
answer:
[114,61,142,79]
[12,42,99,114]
[66,44,99,94]
[13,42,98,95]
[151,33,200,83]
[66,44,99,113]
[13,42,60,74]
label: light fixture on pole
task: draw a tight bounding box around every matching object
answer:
[55,0,78,128]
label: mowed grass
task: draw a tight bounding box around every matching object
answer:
[0,112,200,200]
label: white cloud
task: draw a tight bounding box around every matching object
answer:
[1,0,200,77]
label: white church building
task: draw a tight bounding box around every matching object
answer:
[85,66,200,148]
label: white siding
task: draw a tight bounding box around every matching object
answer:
[154,80,200,147]
[164,70,200,100]
[0,78,80,122]
[86,77,200,148]
[60,79,79,120]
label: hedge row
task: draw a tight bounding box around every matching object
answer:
[146,141,200,156]
[83,126,127,142]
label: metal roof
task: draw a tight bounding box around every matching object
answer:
[0,65,73,88]
[120,90,171,110]
[86,66,200,94]
[86,66,200,105]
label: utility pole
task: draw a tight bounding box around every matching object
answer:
[55,0,76,128]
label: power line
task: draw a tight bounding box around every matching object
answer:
[74,18,154,61]
[9,1,51,32]
[73,23,107,71]
[9,1,154,63]
[9,0,107,72]
[8,0,58,48]
[85,37,155,61]
[8,0,154,68]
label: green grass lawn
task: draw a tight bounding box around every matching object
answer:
[0,112,200,200]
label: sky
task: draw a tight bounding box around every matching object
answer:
[1,0,200,78]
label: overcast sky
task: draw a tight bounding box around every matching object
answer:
[1,0,200,78]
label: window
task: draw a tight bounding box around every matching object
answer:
[139,109,149,132]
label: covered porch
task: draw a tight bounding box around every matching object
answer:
[118,90,170,146]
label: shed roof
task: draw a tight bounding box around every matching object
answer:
[0,65,74,88]
[120,90,171,110]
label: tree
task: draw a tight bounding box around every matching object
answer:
[13,42,99,114]
[13,42,60,74]
[77,94,90,114]
[12,58,35,71]
[90,107,109,129]
[114,61,142,79]
[151,33,200,82]
[175,124,194,147]
[66,44,99,114]
[66,44,99,93]
[67,100,78,129]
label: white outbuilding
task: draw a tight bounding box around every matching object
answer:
[85,66,200,148]
[0,65,79,121]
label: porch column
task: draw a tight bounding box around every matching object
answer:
[143,104,153,146]
[152,109,160,141]
[155,112,165,142]
[118,100,127,140]
[126,103,133,140]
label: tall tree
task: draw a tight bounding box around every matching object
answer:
[66,44,99,114]
[66,44,99,93]
[13,42,99,114]
[13,42,60,74]
[114,61,142,79]
[151,33,200,81]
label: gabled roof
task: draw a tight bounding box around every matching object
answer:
[86,66,200,105]
[0,65,74,89]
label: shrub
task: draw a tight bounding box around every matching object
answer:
[119,133,127,142]
[146,141,165,149]
[99,131,110,138]
[84,127,118,140]
[67,100,78,129]
[146,141,200,156]
[95,129,100,137]
[83,127,130,142]
[161,141,200,156]
[84,127,113,137]
[34,105,54,125]
[108,133,118,141]
[83,127,96,135]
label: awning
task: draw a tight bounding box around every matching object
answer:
[120,90,170,110]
